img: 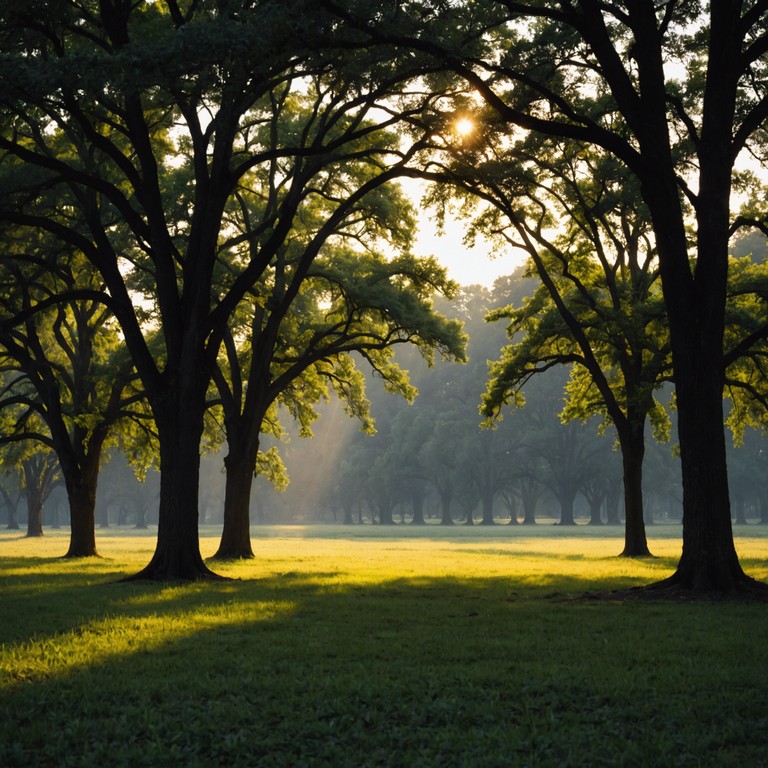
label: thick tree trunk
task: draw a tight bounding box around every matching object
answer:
[23,459,47,537]
[618,427,651,557]
[64,477,98,557]
[213,447,257,559]
[633,5,762,594]
[657,360,750,592]
[25,496,43,537]
[62,450,102,558]
[125,383,221,581]
[588,498,603,526]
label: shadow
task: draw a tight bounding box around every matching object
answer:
[2,565,768,767]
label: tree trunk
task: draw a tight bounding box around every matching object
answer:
[618,427,651,557]
[732,494,746,525]
[25,495,43,537]
[659,359,748,591]
[635,6,761,593]
[134,503,149,529]
[588,498,603,526]
[605,482,622,525]
[62,450,102,558]
[378,502,394,525]
[519,481,538,525]
[125,382,221,581]
[557,490,577,526]
[479,490,495,525]
[213,446,257,559]
[23,459,49,538]
[6,504,19,529]
[411,493,426,525]
[438,490,453,525]
[64,477,98,557]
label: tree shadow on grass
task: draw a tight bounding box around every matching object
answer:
[2,568,768,767]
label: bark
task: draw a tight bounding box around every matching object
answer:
[618,427,651,557]
[22,458,54,538]
[125,383,221,581]
[213,445,257,559]
[61,447,103,558]
[629,2,760,593]
[655,358,749,591]
[64,477,98,557]
[25,496,43,537]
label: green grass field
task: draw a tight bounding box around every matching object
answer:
[1,525,767,767]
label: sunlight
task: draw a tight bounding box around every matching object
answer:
[454,116,475,139]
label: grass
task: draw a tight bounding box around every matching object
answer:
[1,524,768,767]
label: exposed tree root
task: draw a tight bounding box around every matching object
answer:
[119,554,229,583]
[617,549,655,559]
[578,575,768,603]
[120,568,230,583]
[208,551,256,562]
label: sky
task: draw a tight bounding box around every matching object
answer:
[404,177,527,287]
[413,211,525,287]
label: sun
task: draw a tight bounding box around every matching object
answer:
[454,117,475,138]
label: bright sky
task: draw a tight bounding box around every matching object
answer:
[413,212,525,287]
[404,176,526,287]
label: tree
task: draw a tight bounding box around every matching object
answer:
[328,0,768,594]
[0,243,144,557]
[210,141,465,555]
[21,450,60,537]
[453,140,674,555]
[213,249,464,554]
[0,1,448,579]
[0,468,22,529]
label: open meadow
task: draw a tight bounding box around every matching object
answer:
[1,524,768,767]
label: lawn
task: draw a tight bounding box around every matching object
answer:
[1,525,767,767]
